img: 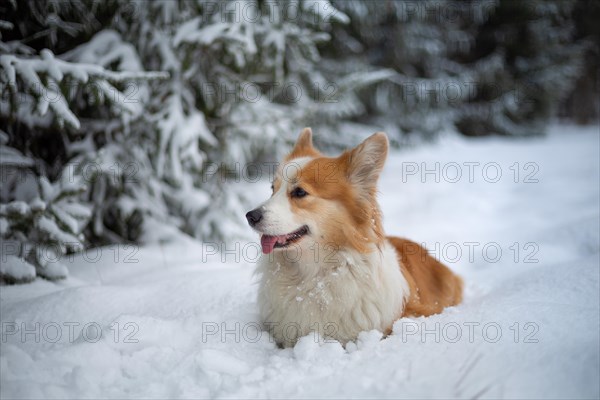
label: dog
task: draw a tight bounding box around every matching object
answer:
[246,128,463,348]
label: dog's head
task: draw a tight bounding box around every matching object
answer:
[246,128,388,256]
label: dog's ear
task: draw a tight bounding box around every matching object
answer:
[345,132,388,189]
[292,127,313,152]
[288,127,317,159]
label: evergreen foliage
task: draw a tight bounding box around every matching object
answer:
[325,0,590,139]
[0,0,596,282]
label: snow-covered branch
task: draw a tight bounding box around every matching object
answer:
[0,48,168,129]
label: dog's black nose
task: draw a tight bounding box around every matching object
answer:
[246,208,263,227]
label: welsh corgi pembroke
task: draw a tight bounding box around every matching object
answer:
[246,128,463,348]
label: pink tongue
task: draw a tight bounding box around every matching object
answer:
[261,235,281,254]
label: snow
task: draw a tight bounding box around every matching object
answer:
[1,124,599,399]
[154,92,214,181]
[0,256,35,283]
[35,216,81,250]
[63,30,144,74]
[0,201,29,216]
[0,20,13,30]
[0,146,36,168]
[303,0,351,24]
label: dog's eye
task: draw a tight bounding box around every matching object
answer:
[291,187,308,198]
[271,183,274,192]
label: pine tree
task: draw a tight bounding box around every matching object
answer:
[325,0,587,139]
[101,0,359,241]
[1,132,91,281]
[324,0,481,141]
[0,0,360,281]
[458,0,586,136]
[0,0,165,280]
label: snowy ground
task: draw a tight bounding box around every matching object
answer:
[1,124,599,399]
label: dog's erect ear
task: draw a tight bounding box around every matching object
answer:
[288,127,318,159]
[292,127,313,152]
[346,132,388,188]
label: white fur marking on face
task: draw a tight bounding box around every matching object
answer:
[280,157,312,184]
[258,157,312,235]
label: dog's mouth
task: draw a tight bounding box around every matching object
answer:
[260,226,309,254]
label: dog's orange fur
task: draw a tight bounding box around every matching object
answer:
[283,128,463,323]
[390,237,463,317]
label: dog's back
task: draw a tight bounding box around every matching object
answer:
[388,237,463,317]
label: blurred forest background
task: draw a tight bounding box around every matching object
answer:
[1,0,598,281]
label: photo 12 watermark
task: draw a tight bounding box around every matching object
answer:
[1,321,139,344]
[198,320,540,345]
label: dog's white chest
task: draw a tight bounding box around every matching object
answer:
[257,240,409,347]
